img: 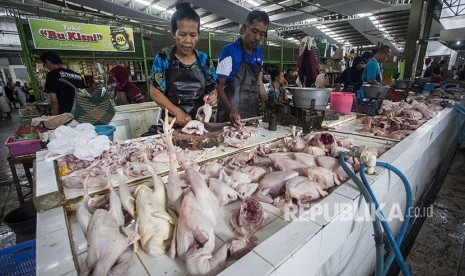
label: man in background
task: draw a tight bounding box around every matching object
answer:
[40,51,86,114]
[215,10,269,126]
[362,45,391,85]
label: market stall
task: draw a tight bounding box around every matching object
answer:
[31,88,463,275]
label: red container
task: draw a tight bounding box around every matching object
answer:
[330,92,355,115]
[4,136,41,157]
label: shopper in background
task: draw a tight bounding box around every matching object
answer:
[0,85,12,119]
[423,60,438,78]
[216,10,269,126]
[335,56,366,92]
[362,45,391,85]
[430,60,447,82]
[14,81,26,107]
[4,81,16,109]
[109,64,146,105]
[149,2,217,127]
[267,68,288,101]
[40,51,86,114]
[361,51,373,61]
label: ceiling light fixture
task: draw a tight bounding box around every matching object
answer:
[457,41,461,45]
[151,4,166,11]
[246,0,260,6]
[135,0,151,6]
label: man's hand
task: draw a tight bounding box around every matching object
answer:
[230,112,241,128]
[175,111,192,127]
[203,91,218,106]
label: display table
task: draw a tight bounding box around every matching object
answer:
[7,153,35,204]
[33,107,461,276]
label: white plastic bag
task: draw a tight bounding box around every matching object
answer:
[73,135,111,161]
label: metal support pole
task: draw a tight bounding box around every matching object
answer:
[280,41,284,71]
[415,0,438,76]
[140,24,150,93]
[208,32,212,58]
[403,0,424,79]
[14,10,40,101]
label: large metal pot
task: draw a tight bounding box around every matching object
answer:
[363,85,390,99]
[287,87,331,109]
[395,80,412,90]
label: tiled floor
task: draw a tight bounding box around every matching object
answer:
[406,148,465,276]
[0,108,35,250]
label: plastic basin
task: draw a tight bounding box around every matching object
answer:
[4,203,37,235]
[95,125,116,141]
[330,92,355,115]
[287,87,331,110]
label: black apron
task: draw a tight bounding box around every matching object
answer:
[217,40,262,123]
[165,47,206,118]
[343,68,362,92]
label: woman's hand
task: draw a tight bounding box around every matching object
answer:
[203,91,218,106]
[175,111,192,127]
[230,111,241,128]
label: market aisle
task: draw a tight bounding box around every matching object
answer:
[406,147,465,276]
[0,109,34,250]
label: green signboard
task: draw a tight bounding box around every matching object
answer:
[28,18,135,52]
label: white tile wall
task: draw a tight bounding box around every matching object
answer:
[253,220,321,268]
[317,214,351,266]
[219,252,275,276]
[306,193,353,226]
[37,227,75,276]
[36,207,67,238]
[274,230,322,276]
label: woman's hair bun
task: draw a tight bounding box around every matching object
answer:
[176,2,191,11]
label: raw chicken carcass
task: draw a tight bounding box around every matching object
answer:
[230,197,265,237]
[132,165,175,256]
[162,109,229,275]
[77,178,139,276]
[176,169,230,276]
[274,158,309,175]
[305,167,341,189]
[285,176,328,203]
[209,178,239,206]
[258,171,299,197]
[310,132,337,153]
[302,146,326,156]
[293,153,318,167]
[316,156,351,182]
[196,103,213,122]
[181,120,208,135]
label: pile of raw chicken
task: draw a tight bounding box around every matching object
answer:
[76,110,372,276]
[356,99,445,140]
[58,138,170,188]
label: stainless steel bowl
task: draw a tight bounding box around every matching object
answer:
[395,80,412,90]
[363,85,390,99]
[287,87,332,109]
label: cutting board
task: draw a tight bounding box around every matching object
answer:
[172,128,224,150]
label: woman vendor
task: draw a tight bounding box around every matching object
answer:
[267,68,288,101]
[335,56,366,92]
[149,2,217,127]
[109,64,146,105]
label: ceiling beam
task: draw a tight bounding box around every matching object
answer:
[63,0,168,22]
[349,17,398,51]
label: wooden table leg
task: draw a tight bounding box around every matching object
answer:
[8,159,24,205]
[23,162,34,189]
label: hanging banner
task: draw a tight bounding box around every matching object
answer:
[28,18,135,52]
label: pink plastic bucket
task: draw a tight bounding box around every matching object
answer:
[330,92,355,115]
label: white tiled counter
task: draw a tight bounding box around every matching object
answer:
[219,107,459,276]
[34,107,460,276]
